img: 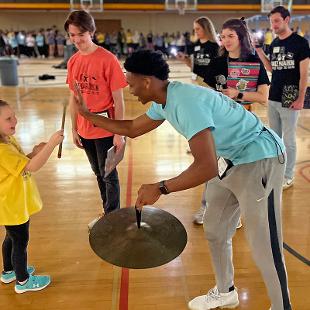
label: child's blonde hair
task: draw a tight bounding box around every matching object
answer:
[0,100,9,143]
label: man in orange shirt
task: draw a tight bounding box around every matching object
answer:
[65,11,127,227]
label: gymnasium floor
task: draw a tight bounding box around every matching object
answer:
[0,58,309,309]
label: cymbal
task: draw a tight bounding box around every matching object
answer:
[89,206,187,269]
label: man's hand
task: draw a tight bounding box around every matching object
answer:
[72,129,84,149]
[290,97,304,110]
[113,134,125,153]
[135,183,162,210]
[73,81,90,117]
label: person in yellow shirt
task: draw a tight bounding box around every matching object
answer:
[96,31,105,47]
[264,28,273,54]
[0,100,64,293]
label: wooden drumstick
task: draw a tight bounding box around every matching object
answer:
[57,101,68,158]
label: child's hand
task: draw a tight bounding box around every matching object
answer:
[32,142,47,156]
[49,130,64,147]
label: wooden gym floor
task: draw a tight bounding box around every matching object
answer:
[0,59,309,310]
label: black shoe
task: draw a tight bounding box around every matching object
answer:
[38,74,55,80]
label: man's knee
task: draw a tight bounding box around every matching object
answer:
[204,219,222,243]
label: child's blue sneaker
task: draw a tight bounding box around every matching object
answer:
[1,266,35,284]
[15,274,51,294]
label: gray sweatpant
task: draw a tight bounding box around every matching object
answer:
[204,157,291,310]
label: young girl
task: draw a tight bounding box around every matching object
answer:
[0,100,64,293]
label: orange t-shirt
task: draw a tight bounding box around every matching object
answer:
[67,47,127,139]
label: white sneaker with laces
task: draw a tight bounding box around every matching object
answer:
[283,177,294,190]
[193,205,206,225]
[188,286,239,310]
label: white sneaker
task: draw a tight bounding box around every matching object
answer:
[193,205,206,225]
[88,214,104,233]
[283,177,294,190]
[236,218,242,229]
[188,286,239,310]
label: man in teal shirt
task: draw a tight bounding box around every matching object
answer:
[74,50,291,310]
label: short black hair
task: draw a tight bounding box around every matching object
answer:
[124,50,169,81]
[268,6,290,19]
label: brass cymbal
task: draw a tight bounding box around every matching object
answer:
[89,206,187,269]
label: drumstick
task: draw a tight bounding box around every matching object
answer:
[57,101,68,158]
[135,206,142,229]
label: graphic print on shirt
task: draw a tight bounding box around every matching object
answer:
[227,62,260,105]
[194,49,212,66]
[78,73,99,95]
[271,46,295,71]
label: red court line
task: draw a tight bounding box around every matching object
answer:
[119,268,129,310]
[299,164,310,183]
[119,139,133,310]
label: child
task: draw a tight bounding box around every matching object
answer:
[0,100,64,293]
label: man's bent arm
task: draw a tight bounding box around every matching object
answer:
[82,112,164,138]
[164,128,218,193]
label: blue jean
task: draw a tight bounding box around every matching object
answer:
[268,100,300,179]
[2,221,30,282]
[80,136,120,214]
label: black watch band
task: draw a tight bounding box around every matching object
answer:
[237,92,244,100]
[159,180,169,195]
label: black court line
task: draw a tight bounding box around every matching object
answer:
[283,242,310,266]
[19,88,36,100]
[296,160,310,167]
[297,124,310,133]
[283,160,310,266]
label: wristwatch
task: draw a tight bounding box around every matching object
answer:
[237,92,244,100]
[159,180,169,195]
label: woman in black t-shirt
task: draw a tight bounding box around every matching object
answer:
[177,16,219,86]
[198,19,270,230]
[177,17,219,225]
[204,18,270,111]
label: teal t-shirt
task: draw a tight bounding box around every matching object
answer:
[146,81,284,165]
